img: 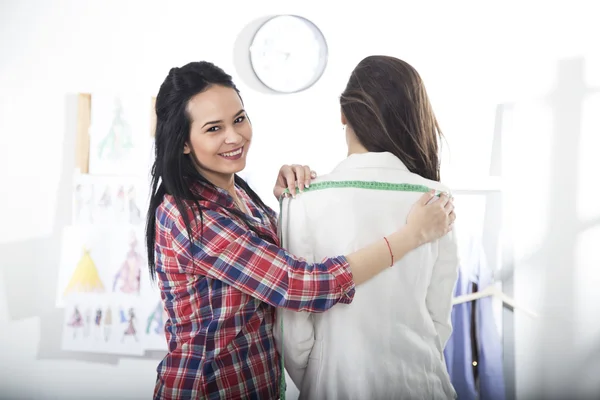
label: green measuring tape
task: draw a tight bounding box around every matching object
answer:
[278,180,440,218]
[276,180,442,399]
[281,180,436,196]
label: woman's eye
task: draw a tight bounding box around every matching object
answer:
[234,116,245,124]
[207,126,220,132]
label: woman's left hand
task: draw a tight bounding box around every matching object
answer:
[273,164,317,199]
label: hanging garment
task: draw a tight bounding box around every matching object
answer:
[444,239,506,400]
[472,240,506,400]
[444,265,478,400]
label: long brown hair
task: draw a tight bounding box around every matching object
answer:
[340,55,443,181]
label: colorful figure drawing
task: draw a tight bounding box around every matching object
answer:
[112,232,141,294]
[67,306,84,339]
[62,248,105,298]
[115,185,126,213]
[128,186,142,225]
[121,308,138,342]
[146,302,167,335]
[104,307,113,342]
[94,308,103,340]
[97,98,134,161]
[98,186,112,207]
[74,184,94,224]
[120,308,127,323]
[83,308,92,337]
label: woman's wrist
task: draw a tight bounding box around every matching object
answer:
[389,225,422,254]
[346,225,424,286]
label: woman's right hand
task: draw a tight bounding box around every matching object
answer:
[406,190,455,246]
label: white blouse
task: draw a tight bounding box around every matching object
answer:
[274,152,459,400]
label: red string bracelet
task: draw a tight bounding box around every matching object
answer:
[383,236,394,267]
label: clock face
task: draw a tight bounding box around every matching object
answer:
[249,15,328,93]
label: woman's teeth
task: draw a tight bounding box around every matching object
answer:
[221,148,242,157]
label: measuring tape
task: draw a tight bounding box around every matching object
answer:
[281,180,437,196]
[276,180,443,399]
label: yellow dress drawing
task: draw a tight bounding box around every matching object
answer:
[63,247,105,297]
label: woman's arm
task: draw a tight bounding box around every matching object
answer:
[162,191,454,313]
[166,205,354,313]
[271,164,455,287]
[347,190,454,285]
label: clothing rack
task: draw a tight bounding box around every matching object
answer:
[444,176,508,400]
[452,285,538,319]
[445,176,502,194]
[442,102,516,399]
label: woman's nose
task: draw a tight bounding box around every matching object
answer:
[224,127,243,144]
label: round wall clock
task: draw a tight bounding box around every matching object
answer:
[249,15,329,93]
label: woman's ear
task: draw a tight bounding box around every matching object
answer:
[341,111,347,125]
[183,143,191,154]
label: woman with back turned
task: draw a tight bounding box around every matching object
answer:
[275,56,459,399]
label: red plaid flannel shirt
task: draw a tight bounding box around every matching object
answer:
[153,180,355,399]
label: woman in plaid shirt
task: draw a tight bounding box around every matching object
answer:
[145,61,455,400]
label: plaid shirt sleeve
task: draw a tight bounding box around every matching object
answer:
[169,209,355,312]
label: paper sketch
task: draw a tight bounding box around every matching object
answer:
[66,306,85,339]
[83,307,92,337]
[88,94,153,176]
[93,307,103,340]
[93,184,114,224]
[57,220,162,355]
[62,248,105,298]
[140,297,169,351]
[61,294,145,356]
[97,98,134,161]
[146,301,166,336]
[56,225,147,307]
[115,185,127,214]
[94,183,127,224]
[71,174,148,228]
[104,306,113,342]
[120,307,139,342]
[73,183,94,225]
[99,185,111,207]
[127,185,143,225]
[112,231,142,294]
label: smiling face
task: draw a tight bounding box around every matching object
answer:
[183,85,252,188]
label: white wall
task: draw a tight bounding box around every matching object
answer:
[1,0,599,399]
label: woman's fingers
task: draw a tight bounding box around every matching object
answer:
[283,166,297,197]
[437,192,451,207]
[291,165,305,195]
[302,165,312,189]
[276,164,317,198]
[418,190,436,205]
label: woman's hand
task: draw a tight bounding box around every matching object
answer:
[273,164,317,199]
[406,190,456,246]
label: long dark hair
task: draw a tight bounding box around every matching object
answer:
[340,55,443,181]
[146,61,270,280]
